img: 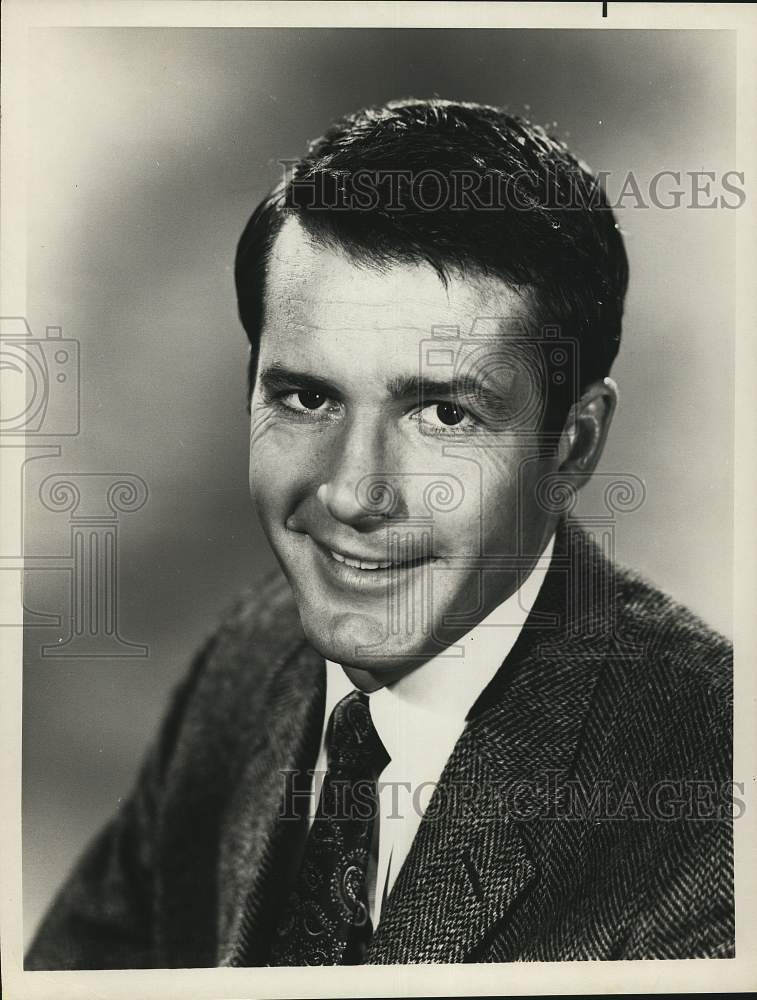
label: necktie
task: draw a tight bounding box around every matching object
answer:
[269,689,390,965]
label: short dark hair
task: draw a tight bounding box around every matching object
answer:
[235,98,629,424]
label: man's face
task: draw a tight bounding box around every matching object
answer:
[249,219,562,678]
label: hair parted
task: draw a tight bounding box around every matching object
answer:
[235,98,629,421]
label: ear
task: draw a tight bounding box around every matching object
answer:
[557,377,618,483]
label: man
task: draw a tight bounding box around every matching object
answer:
[26,99,734,967]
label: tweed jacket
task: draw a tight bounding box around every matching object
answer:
[26,518,734,968]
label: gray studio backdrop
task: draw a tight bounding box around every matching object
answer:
[21,28,735,944]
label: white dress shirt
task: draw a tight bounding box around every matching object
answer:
[308,533,555,928]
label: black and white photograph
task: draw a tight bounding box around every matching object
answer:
[2,2,756,997]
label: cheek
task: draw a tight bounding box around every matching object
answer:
[248,455,280,530]
[463,448,520,511]
[248,418,326,525]
[446,448,547,553]
[420,451,519,555]
[479,460,520,552]
[248,422,299,521]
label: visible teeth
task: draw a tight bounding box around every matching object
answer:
[329,550,393,570]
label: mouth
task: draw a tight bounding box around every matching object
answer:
[327,548,432,572]
[310,536,437,586]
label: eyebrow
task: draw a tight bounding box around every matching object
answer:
[386,373,501,405]
[259,364,340,398]
[259,364,505,406]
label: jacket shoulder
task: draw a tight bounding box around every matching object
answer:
[208,564,303,667]
[193,563,307,708]
[158,565,306,771]
[593,554,732,778]
[611,558,731,682]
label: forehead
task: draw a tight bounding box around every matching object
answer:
[263,218,532,354]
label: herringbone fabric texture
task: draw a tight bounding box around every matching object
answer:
[269,690,389,965]
[25,519,735,969]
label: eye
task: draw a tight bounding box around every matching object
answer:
[414,402,479,434]
[434,403,466,426]
[281,390,330,413]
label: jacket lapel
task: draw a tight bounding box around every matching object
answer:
[217,640,325,966]
[367,519,613,963]
[365,726,537,964]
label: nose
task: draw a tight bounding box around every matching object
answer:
[317,415,405,528]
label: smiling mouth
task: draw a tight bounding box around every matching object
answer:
[307,532,435,574]
[327,549,432,572]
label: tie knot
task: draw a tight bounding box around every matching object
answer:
[327,689,390,778]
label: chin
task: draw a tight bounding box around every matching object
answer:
[297,604,436,674]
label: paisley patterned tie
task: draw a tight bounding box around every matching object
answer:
[269,689,390,965]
